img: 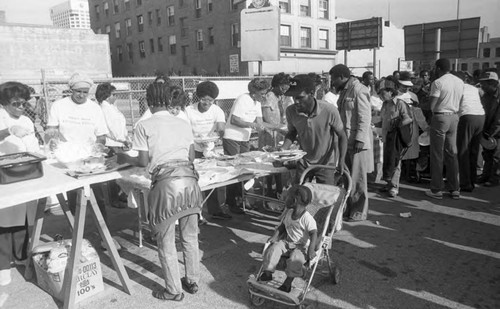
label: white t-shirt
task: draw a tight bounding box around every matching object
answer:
[0,107,39,155]
[47,97,108,143]
[134,108,189,129]
[283,209,317,247]
[224,93,262,142]
[185,103,225,152]
[459,84,485,116]
[323,91,339,108]
[100,100,128,147]
[429,73,464,113]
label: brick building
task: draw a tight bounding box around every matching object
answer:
[88,0,337,77]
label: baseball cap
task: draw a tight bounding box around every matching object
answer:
[479,71,499,81]
[284,74,316,97]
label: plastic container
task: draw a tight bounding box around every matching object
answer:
[0,152,46,184]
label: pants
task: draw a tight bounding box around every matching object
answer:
[294,159,335,185]
[222,138,249,207]
[482,140,500,184]
[67,182,109,223]
[430,114,459,192]
[195,151,225,214]
[388,160,402,189]
[457,114,484,189]
[345,149,370,221]
[262,240,306,278]
[157,213,199,294]
[0,219,28,270]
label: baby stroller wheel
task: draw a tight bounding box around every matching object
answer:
[330,265,341,284]
[250,294,266,307]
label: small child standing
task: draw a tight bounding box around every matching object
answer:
[258,185,318,293]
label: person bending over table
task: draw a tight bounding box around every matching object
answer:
[0,81,40,286]
[282,74,347,185]
[117,82,202,302]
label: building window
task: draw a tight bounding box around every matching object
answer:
[137,15,144,32]
[148,11,153,25]
[139,41,146,58]
[208,27,214,44]
[125,18,132,35]
[482,62,490,69]
[496,47,500,57]
[299,0,310,17]
[114,22,121,38]
[231,23,240,48]
[156,9,161,25]
[230,0,241,10]
[124,0,130,10]
[319,0,329,19]
[113,0,119,14]
[208,0,213,11]
[196,29,203,51]
[167,6,175,26]
[104,2,109,17]
[117,45,123,62]
[182,46,188,65]
[105,25,111,35]
[280,25,291,47]
[483,48,491,57]
[94,5,100,20]
[169,35,176,54]
[319,29,329,49]
[279,1,290,13]
[127,43,133,60]
[136,0,142,6]
[158,37,163,52]
[180,17,187,37]
[150,38,155,53]
[180,0,184,7]
[460,63,468,71]
[195,0,202,18]
[300,27,311,47]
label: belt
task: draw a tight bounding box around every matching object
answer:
[433,111,457,115]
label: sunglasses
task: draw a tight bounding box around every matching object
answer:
[10,100,29,108]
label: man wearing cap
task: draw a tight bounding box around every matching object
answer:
[282,74,348,185]
[478,71,500,187]
[425,58,464,200]
[329,64,372,221]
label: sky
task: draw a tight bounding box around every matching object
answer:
[1,0,499,37]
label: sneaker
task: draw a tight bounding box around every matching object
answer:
[388,187,399,197]
[450,191,460,199]
[0,269,11,286]
[425,190,443,200]
[211,212,232,220]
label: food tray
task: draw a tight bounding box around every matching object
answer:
[270,150,306,162]
[0,152,47,184]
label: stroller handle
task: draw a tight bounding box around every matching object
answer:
[299,165,352,196]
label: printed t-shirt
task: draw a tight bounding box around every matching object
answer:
[100,100,128,147]
[223,93,262,142]
[185,103,225,152]
[0,107,39,154]
[283,209,317,247]
[133,111,193,174]
[459,84,485,116]
[429,73,464,113]
[47,97,108,143]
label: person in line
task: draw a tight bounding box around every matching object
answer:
[185,81,231,219]
[425,59,464,200]
[258,185,317,293]
[361,71,376,96]
[0,82,40,286]
[117,83,202,301]
[330,64,373,221]
[282,74,347,184]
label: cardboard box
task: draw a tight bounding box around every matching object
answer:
[33,241,104,303]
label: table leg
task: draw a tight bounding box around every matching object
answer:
[24,197,47,280]
[56,193,74,229]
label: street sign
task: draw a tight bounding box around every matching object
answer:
[336,17,383,51]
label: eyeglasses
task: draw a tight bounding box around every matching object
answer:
[10,100,29,109]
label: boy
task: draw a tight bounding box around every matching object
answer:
[258,185,318,293]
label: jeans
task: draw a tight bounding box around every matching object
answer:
[262,240,307,278]
[0,219,28,270]
[457,115,484,189]
[157,213,199,294]
[430,114,459,192]
[222,138,249,207]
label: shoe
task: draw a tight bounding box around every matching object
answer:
[425,190,443,200]
[0,269,11,286]
[152,289,184,301]
[181,277,199,294]
[345,212,365,222]
[258,272,273,282]
[211,212,232,220]
[450,191,460,199]
[388,187,398,197]
[229,205,245,214]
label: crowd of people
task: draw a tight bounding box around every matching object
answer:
[0,57,499,301]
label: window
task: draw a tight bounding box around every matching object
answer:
[280,25,291,46]
[113,0,119,14]
[230,0,242,10]
[127,43,133,60]
[482,62,490,69]
[94,5,100,20]
[137,15,144,32]
[460,63,468,71]
[148,11,153,25]
[195,0,202,18]
[105,25,111,35]
[156,9,161,25]
[300,27,311,47]
[150,38,155,53]
[208,0,213,11]
[167,6,175,26]
[136,0,142,6]
[124,0,130,10]
[319,29,329,49]
[180,17,187,37]
[125,18,132,35]
[117,45,123,61]
[299,0,310,17]
[196,29,203,50]
[169,35,176,54]
[231,23,240,47]
[496,47,500,57]
[182,45,188,65]
[279,1,290,13]
[208,27,214,44]
[139,41,146,58]
[319,0,329,19]
[180,0,184,7]
[104,2,109,17]
[114,22,121,38]
[158,37,163,52]
[483,48,491,57]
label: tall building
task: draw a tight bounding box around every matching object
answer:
[50,0,91,29]
[88,0,337,77]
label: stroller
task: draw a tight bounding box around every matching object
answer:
[247,165,352,307]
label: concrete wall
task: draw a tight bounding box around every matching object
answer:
[0,24,112,82]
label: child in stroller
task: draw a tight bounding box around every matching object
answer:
[258,184,318,293]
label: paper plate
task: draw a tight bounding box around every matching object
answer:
[418,131,430,146]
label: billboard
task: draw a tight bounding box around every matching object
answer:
[336,17,383,51]
[240,5,280,61]
[403,17,481,61]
